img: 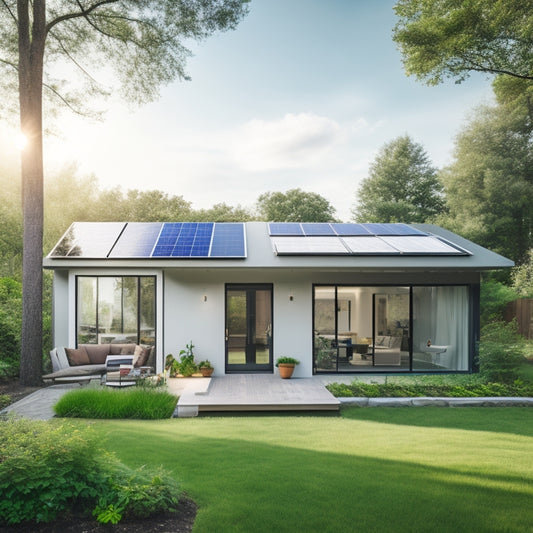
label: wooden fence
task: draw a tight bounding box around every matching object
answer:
[504,299,533,339]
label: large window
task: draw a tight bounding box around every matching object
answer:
[313,285,472,374]
[77,276,156,346]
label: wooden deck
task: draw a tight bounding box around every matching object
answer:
[172,375,340,417]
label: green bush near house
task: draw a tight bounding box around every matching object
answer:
[54,387,178,419]
[0,418,182,526]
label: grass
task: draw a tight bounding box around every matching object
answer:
[53,386,178,419]
[82,407,533,532]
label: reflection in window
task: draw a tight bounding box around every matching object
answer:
[313,285,471,374]
[77,276,156,346]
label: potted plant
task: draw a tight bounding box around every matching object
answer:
[275,357,300,379]
[198,360,214,377]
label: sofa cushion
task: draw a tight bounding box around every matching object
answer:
[133,345,151,367]
[65,347,90,366]
[110,343,135,355]
[43,364,106,379]
[80,344,112,364]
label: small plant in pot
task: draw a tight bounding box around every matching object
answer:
[198,360,214,377]
[275,357,300,379]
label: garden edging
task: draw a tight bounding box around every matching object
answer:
[338,396,533,407]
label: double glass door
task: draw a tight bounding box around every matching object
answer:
[225,284,273,373]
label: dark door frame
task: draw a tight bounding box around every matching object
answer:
[225,283,273,373]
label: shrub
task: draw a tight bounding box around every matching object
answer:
[0,418,182,526]
[480,279,518,325]
[54,387,178,419]
[479,321,527,383]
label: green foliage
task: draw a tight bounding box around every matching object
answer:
[198,359,213,369]
[480,279,518,325]
[0,394,10,409]
[275,357,300,366]
[0,418,182,527]
[438,95,532,265]
[53,387,178,419]
[393,0,533,85]
[0,277,22,377]
[479,321,528,384]
[327,379,533,398]
[0,419,111,525]
[177,341,198,377]
[256,188,337,222]
[353,135,445,223]
[512,249,533,297]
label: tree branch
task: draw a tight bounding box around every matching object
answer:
[1,0,17,24]
[45,0,119,34]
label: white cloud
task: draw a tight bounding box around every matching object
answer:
[230,112,344,172]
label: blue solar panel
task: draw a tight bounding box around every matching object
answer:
[210,223,246,257]
[268,223,304,236]
[330,223,373,236]
[301,223,335,235]
[362,223,427,236]
[108,223,162,257]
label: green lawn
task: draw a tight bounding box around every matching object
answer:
[88,408,533,532]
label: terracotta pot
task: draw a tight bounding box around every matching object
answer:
[278,363,295,379]
[200,367,214,377]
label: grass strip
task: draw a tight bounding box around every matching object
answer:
[54,387,178,419]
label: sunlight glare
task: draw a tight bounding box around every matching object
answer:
[16,132,28,151]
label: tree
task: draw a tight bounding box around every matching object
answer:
[256,189,337,222]
[353,135,445,223]
[439,98,532,266]
[0,0,249,385]
[393,0,533,85]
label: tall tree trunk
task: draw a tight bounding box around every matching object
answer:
[18,0,46,386]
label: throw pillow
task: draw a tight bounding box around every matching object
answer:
[65,347,90,366]
[133,345,151,367]
[120,345,135,355]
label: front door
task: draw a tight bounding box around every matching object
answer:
[225,284,273,373]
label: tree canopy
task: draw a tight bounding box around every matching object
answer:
[393,0,533,85]
[439,96,532,266]
[353,135,445,223]
[256,189,337,222]
[0,0,249,385]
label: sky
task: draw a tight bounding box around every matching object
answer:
[4,0,494,221]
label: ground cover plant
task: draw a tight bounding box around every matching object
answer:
[86,408,533,532]
[0,418,182,527]
[53,386,178,419]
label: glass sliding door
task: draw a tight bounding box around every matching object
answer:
[412,286,469,371]
[313,284,473,374]
[225,284,273,373]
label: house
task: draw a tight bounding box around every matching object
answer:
[43,221,513,377]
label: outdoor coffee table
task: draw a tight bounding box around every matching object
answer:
[104,355,152,387]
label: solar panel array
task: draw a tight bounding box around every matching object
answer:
[49,222,247,259]
[268,223,469,256]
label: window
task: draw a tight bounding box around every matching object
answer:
[313,285,472,374]
[76,276,156,346]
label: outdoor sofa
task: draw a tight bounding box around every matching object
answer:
[43,343,154,383]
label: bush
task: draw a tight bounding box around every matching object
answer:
[54,386,178,419]
[480,279,518,325]
[479,321,528,383]
[0,418,182,526]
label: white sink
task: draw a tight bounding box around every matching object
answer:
[421,345,448,354]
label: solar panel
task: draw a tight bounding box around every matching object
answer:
[49,222,126,257]
[268,223,304,236]
[342,236,399,254]
[361,223,426,236]
[210,223,246,257]
[380,236,468,255]
[272,236,349,255]
[330,223,373,236]
[301,223,336,236]
[108,223,162,257]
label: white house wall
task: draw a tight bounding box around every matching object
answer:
[51,266,480,378]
